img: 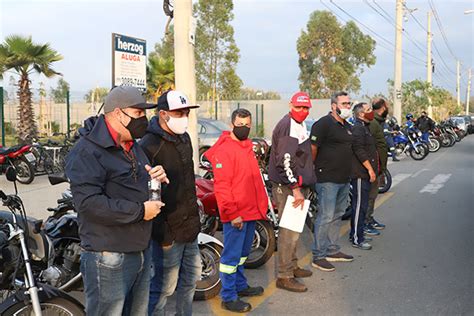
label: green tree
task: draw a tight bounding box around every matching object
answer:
[297,11,376,98]
[50,78,70,103]
[147,55,175,102]
[194,0,242,103]
[0,35,62,142]
[149,25,174,61]
[84,87,109,103]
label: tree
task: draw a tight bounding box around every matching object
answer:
[84,87,109,103]
[194,0,242,103]
[297,11,376,98]
[147,55,175,102]
[50,78,70,103]
[149,25,174,61]
[0,35,62,142]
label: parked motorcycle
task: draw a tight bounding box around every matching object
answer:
[392,127,429,160]
[0,144,36,184]
[0,167,85,315]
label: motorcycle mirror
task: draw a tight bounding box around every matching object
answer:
[5,167,17,182]
[48,173,69,185]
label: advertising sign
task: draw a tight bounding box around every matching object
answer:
[112,33,147,92]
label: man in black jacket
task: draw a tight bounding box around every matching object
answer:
[140,90,201,316]
[416,111,435,133]
[350,102,378,250]
[66,86,167,316]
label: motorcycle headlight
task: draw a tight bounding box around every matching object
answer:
[418,131,422,137]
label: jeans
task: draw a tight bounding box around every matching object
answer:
[350,178,371,244]
[272,183,310,278]
[80,248,151,316]
[220,221,256,302]
[148,239,201,316]
[312,182,350,260]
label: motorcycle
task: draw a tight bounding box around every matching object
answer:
[40,174,223,301]
[0,167,85,315]
[392,127,429,160]
[0,144,36,184]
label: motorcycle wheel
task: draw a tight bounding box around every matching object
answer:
[440,135,451,147]
[378,169,392,194]
[3,297,85,316]
[409,145,427,160]
[244,220,276,269]
[13,157,35,184]
[194,243,222,301]
[447,134,456,147]
[428,137,440,153]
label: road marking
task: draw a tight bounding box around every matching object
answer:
[411,168,429,178]
[391,173,412,189]
[419,173,452,194]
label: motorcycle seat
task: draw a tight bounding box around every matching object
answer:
[0,145,21,156]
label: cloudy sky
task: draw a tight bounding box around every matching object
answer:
[1,0,473,101]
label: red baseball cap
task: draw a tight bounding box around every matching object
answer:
[290,92,312,108]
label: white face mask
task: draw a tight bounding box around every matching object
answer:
[167,116,189,135]
[337,108,352,120]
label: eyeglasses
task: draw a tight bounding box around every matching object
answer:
[123,150,138,182]
[340,102,353,106]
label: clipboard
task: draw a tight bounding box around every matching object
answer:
[278,195,310,233]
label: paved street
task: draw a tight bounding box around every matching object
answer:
[1,136,472,315]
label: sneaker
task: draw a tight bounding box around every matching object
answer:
[363,236,373,242]
[371,219,386,230]
[352,242,372,250]
[364,225,381,236]
[237,286,264,297]
[392,157,400,162]
[222,299,252,313]
[276,278,307,292]
[293,267,313,278]
[326,252,354,262]
[311,258,335,272]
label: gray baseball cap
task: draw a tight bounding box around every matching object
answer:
[104,86,156,113]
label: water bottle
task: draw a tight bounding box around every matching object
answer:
[148,179,161,201]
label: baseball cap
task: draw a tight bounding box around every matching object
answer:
[157,90,200,111]
[104,86,156,113]
[290,92,312,108]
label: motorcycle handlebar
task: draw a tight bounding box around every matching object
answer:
[0,190,7,201]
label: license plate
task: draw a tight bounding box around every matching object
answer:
[24,152,36,163]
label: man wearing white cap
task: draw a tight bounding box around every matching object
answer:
[140,90,201,316]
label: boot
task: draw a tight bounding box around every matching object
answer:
[221,299,252,313]
[293,267,313,278]
[276,278,307,292]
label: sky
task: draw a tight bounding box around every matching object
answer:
[1,0,473,101]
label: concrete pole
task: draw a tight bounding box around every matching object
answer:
[457,60,461,107]
[393,0,404,124]
[466,69,472,115]
[427,11,433,118]
[174,0,200,171]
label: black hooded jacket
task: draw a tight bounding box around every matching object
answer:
[65,115,151,252]
[139,117,200,245]
[351,118,379,180]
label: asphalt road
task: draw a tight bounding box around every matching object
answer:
[1,136,472,315]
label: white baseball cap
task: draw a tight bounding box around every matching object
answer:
[157,90,200,111]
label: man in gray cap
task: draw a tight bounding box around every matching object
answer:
[66,86,169,316]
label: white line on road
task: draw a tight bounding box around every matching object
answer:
[391,173,412,189]
[419,174,452,194]
[411,168,429,178]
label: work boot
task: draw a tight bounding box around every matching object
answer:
[293,267,313,278]
[221,299,252,313]
[237,286,264,297]
[276,278,307,292]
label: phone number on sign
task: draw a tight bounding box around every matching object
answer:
[117,77,146,87]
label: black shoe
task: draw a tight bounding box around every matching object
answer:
[222,299,252,313]
[311,258,335,272]
[326,252,354,262]
[237,286,264,297]
[392,156,400,161]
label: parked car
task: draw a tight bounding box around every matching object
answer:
[198,118,230,164]
[450,116,468,133]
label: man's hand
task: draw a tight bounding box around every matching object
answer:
[369,169,376,183]
[292,188,305,210]
[231,216,244,230]
[145,164,169,184]
[144,201,165,221]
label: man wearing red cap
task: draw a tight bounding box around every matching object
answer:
[268,92,317,292]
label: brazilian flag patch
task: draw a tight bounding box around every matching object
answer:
[311,135,317,141]
[216,163,223,169]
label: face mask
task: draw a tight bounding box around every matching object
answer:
[120,110,148,139]
[233,125,251,141]
[290,108,309,123]
[381,108,389,118]
[166,115,189,135]
[336,107,352,120]
[364,111,375,121]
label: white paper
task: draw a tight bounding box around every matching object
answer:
[278,196,310,233]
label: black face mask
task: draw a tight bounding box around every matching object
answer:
[381,108,389,118]
[121,110,148,139]
[233,125,251,141]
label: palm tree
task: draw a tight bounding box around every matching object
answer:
[0,35,63,142]
[147,55,175,102]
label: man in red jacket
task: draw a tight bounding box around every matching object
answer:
[205,108,268,313]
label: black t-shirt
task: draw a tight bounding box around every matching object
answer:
[310,113,353,184]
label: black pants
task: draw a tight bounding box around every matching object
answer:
[350,178,371,244]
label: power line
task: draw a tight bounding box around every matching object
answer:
[373,0,396,25]
[429,0,457,60]
[432,41,456,76]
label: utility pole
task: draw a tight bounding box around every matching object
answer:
[466,69,472,115]
[426,11,433,118]
[174,0,200,171]
[393,0,404,124]
[457,60,461,107]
